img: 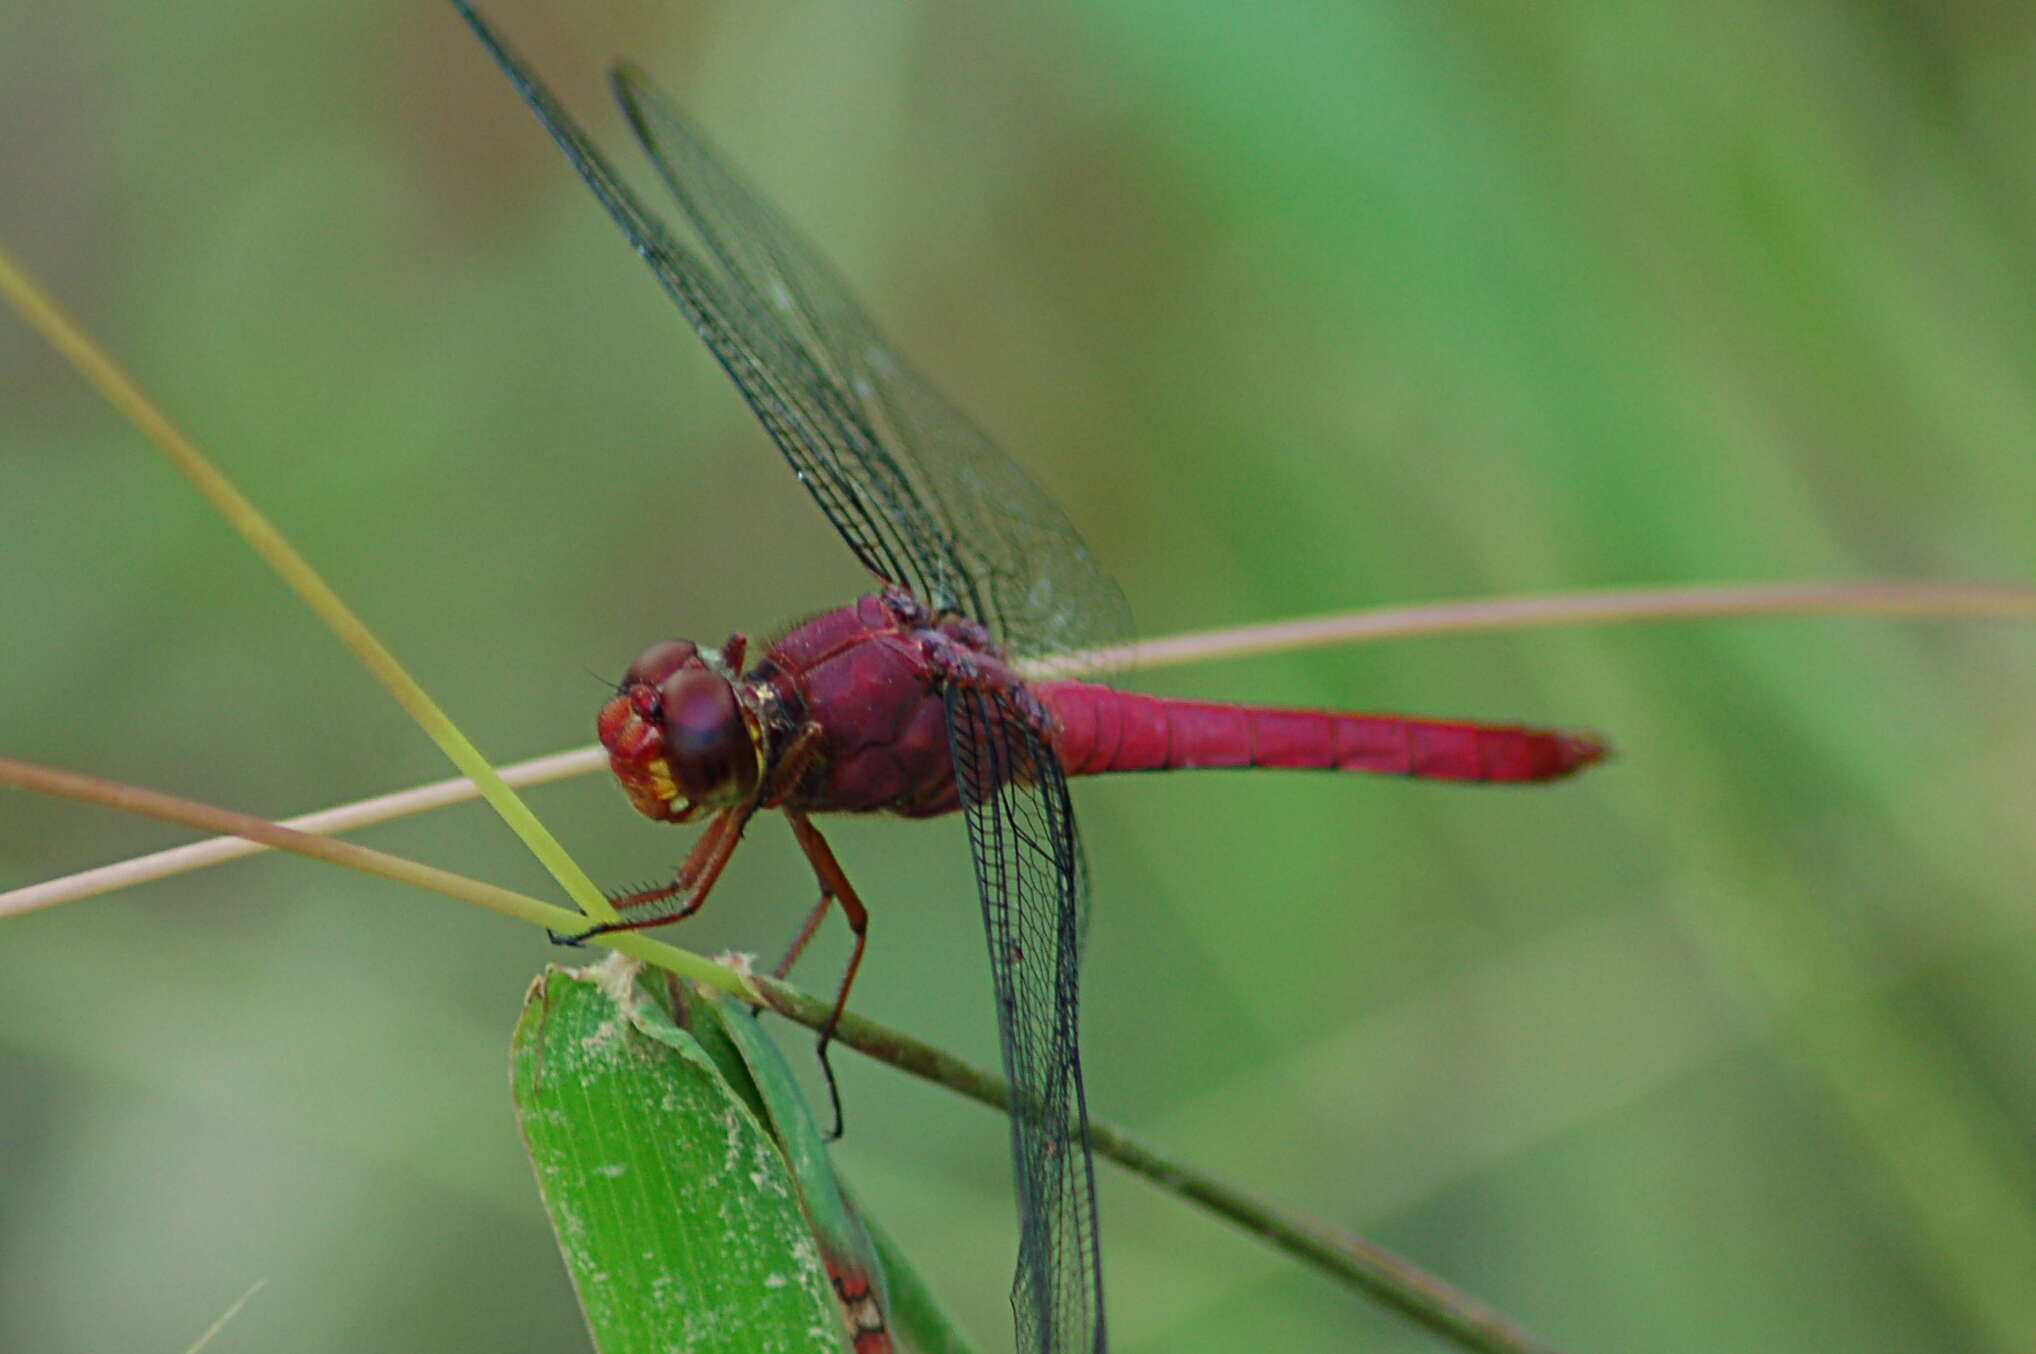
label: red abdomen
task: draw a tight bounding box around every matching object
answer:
[1040,681,1605,784]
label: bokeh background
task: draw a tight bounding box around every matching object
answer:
[4,2,2034,1351]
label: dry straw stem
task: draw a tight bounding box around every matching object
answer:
[11,579,2030,916]
[0,755,734,997]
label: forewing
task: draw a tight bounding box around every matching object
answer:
[614,68,1131,662]
[455,2,932,594]
[945,685,1105,1354]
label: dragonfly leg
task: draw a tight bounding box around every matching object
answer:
[556,800,755,944]
[782,807,870,1141]
[773,890,834,979]
[758,722,836,973]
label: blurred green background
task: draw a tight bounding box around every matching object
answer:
[4,2,2034,1350]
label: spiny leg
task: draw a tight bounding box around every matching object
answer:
[553,800,754,944]
[756,723,839,980]
[783,807,870,1140]
[774,889,836,979]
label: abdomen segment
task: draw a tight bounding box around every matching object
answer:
[1039,681,1605,784]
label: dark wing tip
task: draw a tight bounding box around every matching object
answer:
[610,60,650,97]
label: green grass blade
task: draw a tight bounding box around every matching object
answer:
[511,962,841,1354]
[706,990,914,1353]
[706,987,980,1354]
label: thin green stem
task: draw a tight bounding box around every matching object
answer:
[0,244,615,926]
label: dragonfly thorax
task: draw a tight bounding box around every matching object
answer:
[597,636,762,822]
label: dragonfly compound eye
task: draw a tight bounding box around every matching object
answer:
[658,669,758,802]
[625,638,702,687]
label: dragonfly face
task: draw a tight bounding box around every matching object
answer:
[597,637,762,823]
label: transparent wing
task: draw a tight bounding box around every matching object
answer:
[453,4,924,600]
[612,67,1131,661]
[946,683,1105,1354]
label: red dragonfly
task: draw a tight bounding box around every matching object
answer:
[453,5,1605,1351]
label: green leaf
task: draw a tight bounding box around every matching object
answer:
[511,960,842,1354]
[713,996,889,1313]
[704,987,979,1354]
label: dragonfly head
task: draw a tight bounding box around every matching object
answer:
[597,638,761,823]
